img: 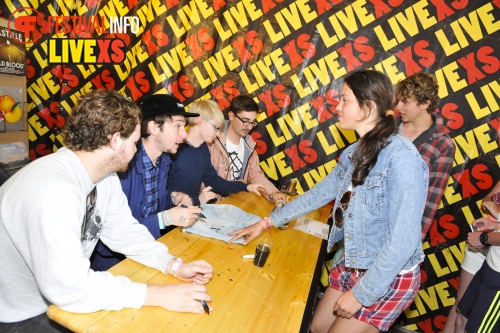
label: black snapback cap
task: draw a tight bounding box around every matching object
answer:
[141,94,199,120]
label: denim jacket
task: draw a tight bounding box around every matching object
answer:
[182,203,262,244]
[270,134,428,306]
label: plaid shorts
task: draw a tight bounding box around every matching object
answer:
[458,261,500,333]
[329,255,420,331]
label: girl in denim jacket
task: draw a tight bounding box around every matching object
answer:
[229,70,428,333]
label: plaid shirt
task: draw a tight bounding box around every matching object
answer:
[398,112,455,240]
[141,144,163,218]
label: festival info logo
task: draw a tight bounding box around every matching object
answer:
[8,7,135,64]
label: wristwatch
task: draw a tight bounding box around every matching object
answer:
[480,232,490,246]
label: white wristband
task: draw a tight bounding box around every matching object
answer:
[171,258,183,277]
[157,211,170,229]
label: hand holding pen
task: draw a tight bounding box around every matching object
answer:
[166,205,203,227]
[150,260,213,314]
[200,300,210,314]
[178,261,213,314]
[181,204,206,219]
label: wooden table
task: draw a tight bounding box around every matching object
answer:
[48,192,332,333]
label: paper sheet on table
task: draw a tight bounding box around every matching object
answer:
[294,216,330,240]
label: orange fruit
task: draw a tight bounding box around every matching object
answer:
[0,95,15,114]
[4,105,22,123]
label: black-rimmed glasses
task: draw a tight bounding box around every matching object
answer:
[334,188,352,225]
[234,113,258,128]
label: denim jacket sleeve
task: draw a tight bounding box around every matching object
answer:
[352,145,428,307]
[268,167,339,227]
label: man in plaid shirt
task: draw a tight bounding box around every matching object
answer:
[395,73,456,240]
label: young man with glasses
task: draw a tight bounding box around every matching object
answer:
[168,100,265,205]
[90,94,205,271]
[208,95,288,204]
[0,90,213,333]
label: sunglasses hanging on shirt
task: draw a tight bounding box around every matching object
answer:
[334,184,352,225]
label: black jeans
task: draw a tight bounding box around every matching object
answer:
[0,312,72,333]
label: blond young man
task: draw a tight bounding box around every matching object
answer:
[169,100,265,205]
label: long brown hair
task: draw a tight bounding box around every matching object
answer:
[343,70,397,186]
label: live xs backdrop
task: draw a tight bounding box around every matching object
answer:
[1,1,499,331]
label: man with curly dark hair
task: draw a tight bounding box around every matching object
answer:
[395,72,456,239]
[394,72,456,333]
[0,89,213,332]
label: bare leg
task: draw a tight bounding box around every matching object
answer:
[442,269,474,333]
[310,287,342,333]
[442,302,458,333]
[329,316,380,333]
[310,287,380,333]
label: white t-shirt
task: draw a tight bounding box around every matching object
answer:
[0,148,171,322]
[226,138,244,180]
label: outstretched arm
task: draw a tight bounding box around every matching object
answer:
[228,217,271,245]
